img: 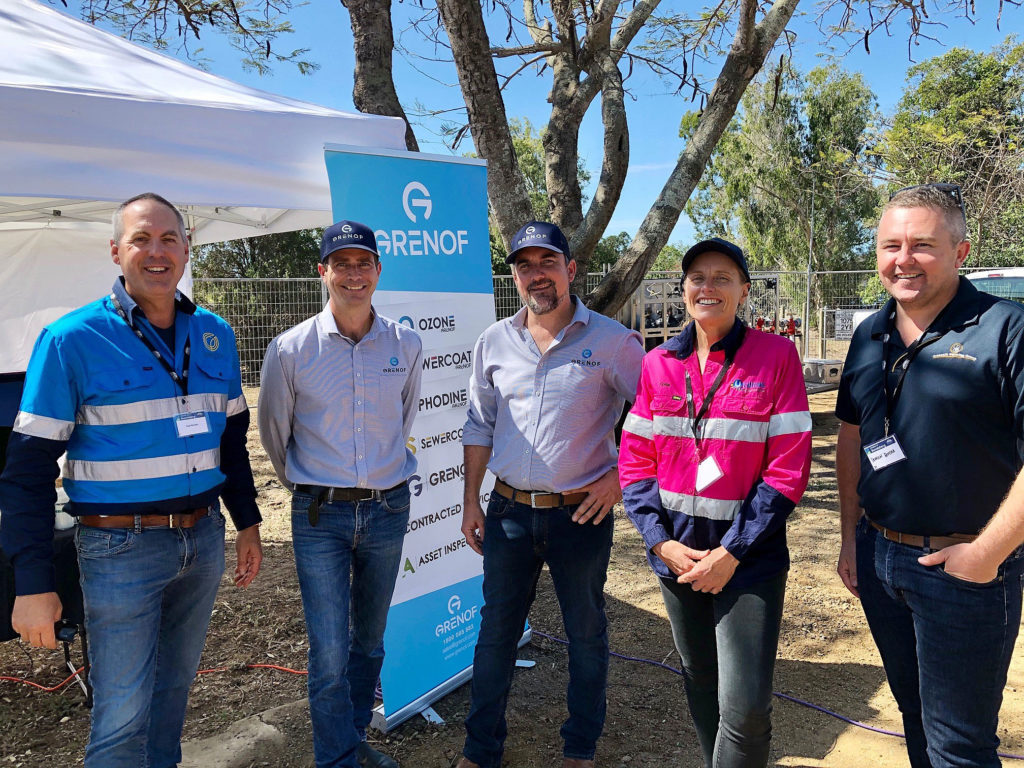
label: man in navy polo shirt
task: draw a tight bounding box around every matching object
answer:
[0,192,263,767]
[259,220,422,768]
[836,184,1024,768]
[456,221,644,768]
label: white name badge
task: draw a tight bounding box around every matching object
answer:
[864,435,907,471]
[695,455,724,492]
[175,411,211,438]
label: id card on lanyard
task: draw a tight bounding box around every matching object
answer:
[685,349,735,492]
[865,306,947,471]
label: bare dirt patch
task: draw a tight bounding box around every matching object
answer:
[3,390,1023,767]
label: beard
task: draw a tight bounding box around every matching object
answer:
[523,281,562,315]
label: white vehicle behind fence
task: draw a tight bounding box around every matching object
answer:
[966,268,1024,304]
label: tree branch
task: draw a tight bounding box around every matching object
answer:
[587,0,801,315]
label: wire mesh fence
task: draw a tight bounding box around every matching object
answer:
[492,272,607,320]
[192,278,324,385]
[194,267,1014,385]
[626,270,885,360]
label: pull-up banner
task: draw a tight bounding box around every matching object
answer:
[324,145,494,726]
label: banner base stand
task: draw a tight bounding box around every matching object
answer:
[514,659,536,668]
[371,628,532,733]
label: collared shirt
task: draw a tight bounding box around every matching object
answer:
[836,278,1024,535]
[463,296,644,492]
[619,321,812,587]
[0,278,260,595]
[258,306,423,490]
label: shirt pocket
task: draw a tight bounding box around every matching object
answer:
[649,395,690,447]
[193,353,234,396]
[555,359,614,425]
[89,364,157,397]
[714,393,772,443]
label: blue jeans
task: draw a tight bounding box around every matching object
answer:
[659,570,787,768]
[856,517,1024,768]
[462,492,614,767]
[291,484,410,768]
[76,507,226,768]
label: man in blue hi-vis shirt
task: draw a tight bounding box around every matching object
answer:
[0,193,263,768]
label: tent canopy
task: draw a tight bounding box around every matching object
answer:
[0,0,407,372]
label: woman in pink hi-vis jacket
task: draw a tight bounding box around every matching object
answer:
[619,238,812,768]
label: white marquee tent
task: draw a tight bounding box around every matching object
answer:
[0,0,407,374]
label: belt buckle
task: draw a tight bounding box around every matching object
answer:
[530,491,544,508]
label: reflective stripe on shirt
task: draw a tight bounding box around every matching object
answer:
[76,392,230,426]
[659,489,743,521]
[768,410,812,437]
[14,411,74,441]
[64,448,221,482]
[653,415,769,443]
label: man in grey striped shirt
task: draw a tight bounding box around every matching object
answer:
[258,220,422,768]
[455,221,644,768]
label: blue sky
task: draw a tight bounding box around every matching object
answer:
[52,1,1016,246]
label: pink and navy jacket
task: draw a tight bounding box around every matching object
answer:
[619,321,812,588]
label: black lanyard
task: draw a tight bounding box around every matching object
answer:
[685,349,736,445]
[881,307,948,436]
[110,293,190,396]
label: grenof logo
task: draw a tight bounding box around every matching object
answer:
[582,349,592,359]
[448,594,462,614]
[526,225,536,235]
[399,316,415,329]
[402,181,433,223]
[341,224,353,234]
[950,342,963,354]
[202,332,219,352]
[732,379,743,388]
[409,474,424,496]
[390,356,399,366]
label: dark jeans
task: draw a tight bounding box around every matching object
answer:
[462,492,614,768]
[76,508,226,768]
[659,570,787,768]
[856,517,1024,768]
[291,484,410,768]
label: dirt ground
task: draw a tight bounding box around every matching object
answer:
[3,390,1024,767]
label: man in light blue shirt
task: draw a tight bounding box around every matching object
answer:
[258,220,422,768]
[1,192,262,768]
[456,221,644,768]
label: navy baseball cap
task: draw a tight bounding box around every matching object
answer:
[681,237,751,282]
[506,221,571,264]
[320,220,379,262]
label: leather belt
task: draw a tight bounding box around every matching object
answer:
[869,520,977,551]
[493,479,588,509]
[294,482,405,503]
[79,507,209,529]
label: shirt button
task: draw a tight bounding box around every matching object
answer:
[358,454,363,459]
[356,400,362,405]
[356,372,361,377]
[357,427,362,432]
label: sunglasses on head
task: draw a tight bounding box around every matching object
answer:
[890,182,966,223]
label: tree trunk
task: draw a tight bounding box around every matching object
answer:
[586,0,801,316]
[342,0,419,152]
[435,0,534,246]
